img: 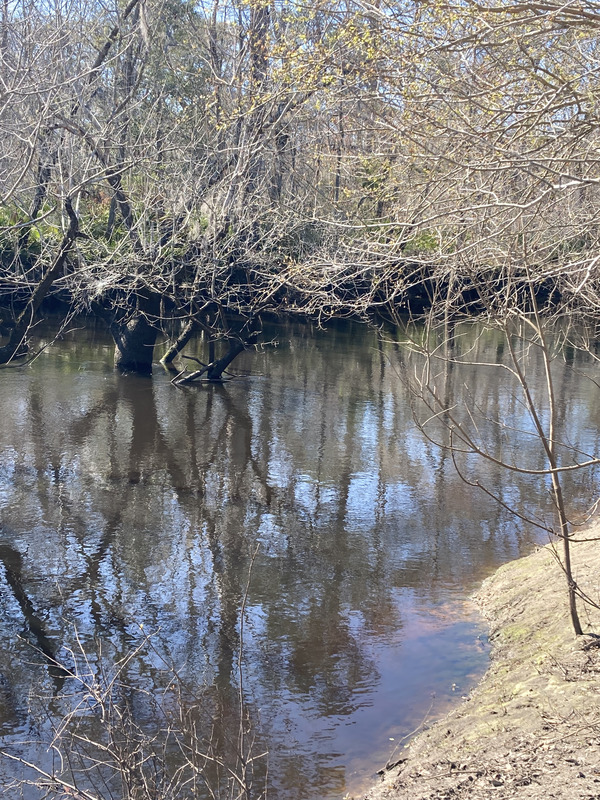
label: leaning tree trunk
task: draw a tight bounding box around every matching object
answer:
[174,338,250,385]
[160,318,196,368]
[206,339,246,380]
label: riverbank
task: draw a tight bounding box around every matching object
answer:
[363,532,600,800]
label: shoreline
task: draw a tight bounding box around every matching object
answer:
[362,535,600,800]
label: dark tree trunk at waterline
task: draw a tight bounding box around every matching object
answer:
[112,314,159,374]
[173,336,255,385]
[206,339,246,380]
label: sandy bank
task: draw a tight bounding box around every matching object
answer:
[362,533,600,800]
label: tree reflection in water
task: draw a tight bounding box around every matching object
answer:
[0,319,596,798]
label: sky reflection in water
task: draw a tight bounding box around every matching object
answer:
[0,320,598,798]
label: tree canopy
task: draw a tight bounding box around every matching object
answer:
[2,0,600,369]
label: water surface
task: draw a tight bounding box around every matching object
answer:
[0,319,597,798]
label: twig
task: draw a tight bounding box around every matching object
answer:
[0,751,99,800]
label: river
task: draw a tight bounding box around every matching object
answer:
[0,317,598,798]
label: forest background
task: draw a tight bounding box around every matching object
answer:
[4,0,600,372]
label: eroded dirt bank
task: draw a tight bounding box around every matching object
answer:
[363,534,600,800]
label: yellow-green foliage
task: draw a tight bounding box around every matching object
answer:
[84,201,114,240]
[404,230,440,254]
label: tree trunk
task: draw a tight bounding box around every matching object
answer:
[174,337,250,385]
[160,319,196,368]
[112,315,158,374]
[206,339,246,380]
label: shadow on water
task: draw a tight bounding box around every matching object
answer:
[0,542,67,692]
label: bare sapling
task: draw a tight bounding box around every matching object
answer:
[405,277,600,636]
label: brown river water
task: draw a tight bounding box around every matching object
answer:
[0,318,598,798]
